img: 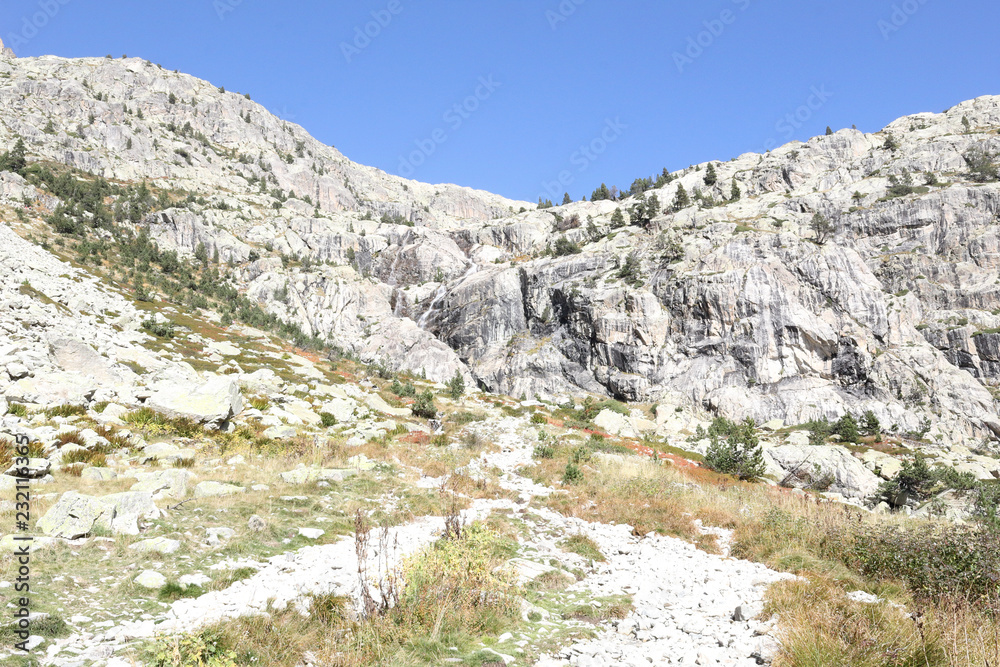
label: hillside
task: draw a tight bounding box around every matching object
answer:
[1,51,1000,667]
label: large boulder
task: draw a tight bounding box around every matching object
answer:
[98,492,162,535]
[146,374,244,425]
[764,444,882,501]
[130,469,193,499]
[36,490,160,538]
[593,409,636,438]
[36,492,109,539]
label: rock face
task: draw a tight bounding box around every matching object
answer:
[1,53,999,447]
[0,38,13,59]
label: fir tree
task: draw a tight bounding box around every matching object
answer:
[671,184,690,212]
[704,163,717,186]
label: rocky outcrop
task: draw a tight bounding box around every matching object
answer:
[1,53,1000,447]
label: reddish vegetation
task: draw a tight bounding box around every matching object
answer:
[400,432,430,446]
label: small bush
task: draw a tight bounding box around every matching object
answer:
[561,534,605,562]
[832,413,860,444]
[452,411,486,425]
[124,407,166,428]
[530,413,548,425]
[533,443,555,459]
[158,581,204,602]
[141,317,176,339]
[46,404,88,418]
[7,402,28,418]
[390,379,416,397]
[248,396,270,411]
[704,418,765,481]
[562,462,584,484]
[319,412,337,428]
[412,390,437,419]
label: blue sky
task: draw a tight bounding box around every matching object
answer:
[2,0,998,202]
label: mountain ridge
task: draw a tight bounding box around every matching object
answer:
[2,54,1000,448]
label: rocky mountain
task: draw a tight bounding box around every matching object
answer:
[2,53,1000,450]
[4,50,1000,667]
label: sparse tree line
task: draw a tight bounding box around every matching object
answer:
[0,136,331,352]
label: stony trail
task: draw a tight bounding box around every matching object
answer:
[39,417,790,667]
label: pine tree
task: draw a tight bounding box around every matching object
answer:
[730,179,741,201]
[447,370,466,399]
[610,208,625,228]
[0,137,27,175]
[562,192,572,205]
[168,92,177,104]
[810,212,834,244]
[704,163,717,186]
[590,183,611,201]
[825,126,834,135]
[671,184,690,212]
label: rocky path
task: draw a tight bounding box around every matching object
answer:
[40,416,790,666]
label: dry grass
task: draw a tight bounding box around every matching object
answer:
[145,521,522,667]
[530,448,1000,667]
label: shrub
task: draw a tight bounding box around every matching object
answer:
[319,412,337,428]
[562,462,584,484]
[390,379,416,398]
[965,148,999,182]
[7,402,28,418]
[810,212,834,244]
[141,317,175,339]
[704,418,765,481]
[861,410,881,440]
[412,390,437,419]
[552,236,581,256]
[832,413,860,444]
[831,521,1000,602]
[561,534,605,562]
[533,443,555,459]
[530,413,547,425]
[876,454,936,506]
[451,411,486,425]
[971,482,1000,530]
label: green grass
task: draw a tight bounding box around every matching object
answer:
[561,534,606,562]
